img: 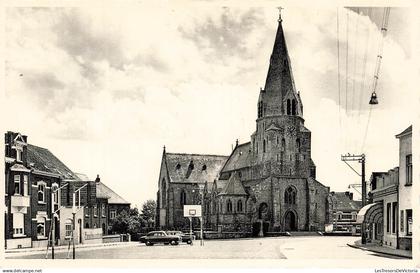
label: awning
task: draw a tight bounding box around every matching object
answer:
[356,203,383,224]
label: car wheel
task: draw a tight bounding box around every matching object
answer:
[186,239,192,244]
[170,240,178,245]
[146,241,153,246]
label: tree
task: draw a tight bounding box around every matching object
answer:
[111,208,143,234]
[141,200,156,228]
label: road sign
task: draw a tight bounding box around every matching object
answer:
[183,205,201,217]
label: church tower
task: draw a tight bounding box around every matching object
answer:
[251,12,315,179]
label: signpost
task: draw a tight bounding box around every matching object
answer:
[183,205,203,246]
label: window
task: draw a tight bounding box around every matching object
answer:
[94,205,98,217]
[286,99,291,115]
[219,202,223,213]
[16,148,22,162]
[161,178,166,204]
[296,138,301,152]
[227,199,233,213]
[65,219,72,238]
[406,209,412,235]
[14,175,20,195]
[23,175,28,196]
[400,210,404,232]
[37,182,45,203]
[51,183,58,204]
[263,139,266,153]
[110,210,116,220]
[180,190,187,206]
[392,202,397,233]
[202,165,207,171]
[101,203,106,217]
[406,154,412,185]
[13,212,24,237]
[284,186,297,205]
[37,217,45,237]
[386,203,391,233]
[292,99,297,115]
[281,138,286,152]
[237,200,243,212]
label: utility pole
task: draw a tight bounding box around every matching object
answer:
[341,153,366,244]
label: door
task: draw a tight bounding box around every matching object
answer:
[284,211,297,231]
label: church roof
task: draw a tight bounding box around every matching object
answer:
[262,16,297,106]
[219,172,247,196]
[220,142,252,173]
[27,144,79,180]
[165,152,228,183]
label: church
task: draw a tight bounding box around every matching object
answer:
[156,13,330,236]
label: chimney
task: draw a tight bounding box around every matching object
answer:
[95,174,100,183]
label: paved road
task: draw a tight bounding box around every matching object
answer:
[7,236,409,260]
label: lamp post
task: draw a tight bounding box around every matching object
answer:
[48,183,68,259]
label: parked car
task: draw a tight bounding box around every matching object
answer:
[139,231,180,246]
[166,231,195,244]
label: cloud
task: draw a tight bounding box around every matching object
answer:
[3,5,413,208]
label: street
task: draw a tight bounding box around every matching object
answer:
[7,236,409,260]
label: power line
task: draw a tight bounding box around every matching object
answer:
[351,8,360,114]
[357,8,372,121]
[336,8,342,135]
[345,9,349,114]
[361,7,391,152]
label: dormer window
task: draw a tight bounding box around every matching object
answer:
[16,148,22,162]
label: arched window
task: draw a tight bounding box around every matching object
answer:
[287,99,291,115]
[263,139,266,153]
[161,178,166,204]
[180,190,187,206]
[296,138,301,152]
[292,99,297,115]
[281,138,286,151]
[237,200,243,212]
[51,183,59,205]
[65,219,73,238]
[219,202,223,213]
[227,199,233,213]
[37,181,46,203]
[284,186,297,205]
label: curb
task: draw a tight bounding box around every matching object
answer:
[5,242,137,255]
[347,243,412,259]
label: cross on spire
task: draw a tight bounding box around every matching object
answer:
[277,7,284,22]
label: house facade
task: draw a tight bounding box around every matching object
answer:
[4,131,130,249]
[156,16,331,235]
[327,191,362,233]
[358,125,413,252]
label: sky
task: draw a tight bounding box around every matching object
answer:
[2,3,415,208]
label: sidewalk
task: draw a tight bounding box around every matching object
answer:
[347,239,412,259]
[5,241,138,258]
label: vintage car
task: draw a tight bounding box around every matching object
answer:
[166,231,195,244]
[139,231,180,246]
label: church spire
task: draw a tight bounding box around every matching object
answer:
[259,9,300,117]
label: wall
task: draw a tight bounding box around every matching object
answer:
[59,207,84,246]
[397,132,412,248]
[83,228,103,245]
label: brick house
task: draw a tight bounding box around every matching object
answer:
[156,16,331,235]
[4,131,130,249]
[327,191,362,233]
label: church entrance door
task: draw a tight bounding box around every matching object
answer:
[284,211,297,231]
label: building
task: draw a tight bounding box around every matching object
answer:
[327,191,362,233]
[156,15,331,235]
[395,125,412,250]
[4,131,130,249]
[358,125,412,251]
